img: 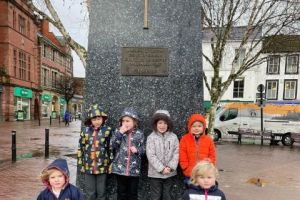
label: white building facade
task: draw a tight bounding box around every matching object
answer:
[202,27,300,110]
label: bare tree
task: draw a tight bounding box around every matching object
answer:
[57,75,80,108]
[201,0,300,135]
[27,0,88,68]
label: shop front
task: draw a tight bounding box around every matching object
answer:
[14,87,32,120]
[59,97,66,117]
[41,93,52,118]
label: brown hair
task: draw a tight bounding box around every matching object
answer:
[152,113,173,132]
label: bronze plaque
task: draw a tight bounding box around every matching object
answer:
[121,47,168,76]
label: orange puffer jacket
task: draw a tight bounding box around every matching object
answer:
[179,114,216,177]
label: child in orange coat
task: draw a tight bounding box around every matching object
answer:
[179,114,216,182]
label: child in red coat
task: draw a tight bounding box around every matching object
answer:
[179,114,216,181]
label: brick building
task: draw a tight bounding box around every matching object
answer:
[0,0,74,121]
[0,0,39,121]
[38,20,73,119]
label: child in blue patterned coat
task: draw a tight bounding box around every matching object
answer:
[111,107,145,200]
[77,104,113,200]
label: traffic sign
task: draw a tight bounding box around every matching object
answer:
[256,93,266,99]
[257,84,265,92]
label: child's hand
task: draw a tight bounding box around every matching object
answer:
[119,125,130,134]
[162,167,171,175]
[130,146,138,154]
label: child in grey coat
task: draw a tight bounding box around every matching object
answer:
[146,110,179,200]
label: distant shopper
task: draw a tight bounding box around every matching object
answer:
[146,110,179,200]
[183,160,226,200]
[77,104,113,200]
[179,114,216,184]
[111,107,145,200]
[37,158,84,200]
[64,111,70,126]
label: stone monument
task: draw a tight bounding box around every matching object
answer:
[81,0,203,199]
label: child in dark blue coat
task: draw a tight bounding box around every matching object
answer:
[183,160,226,200]
[37,158,83,200]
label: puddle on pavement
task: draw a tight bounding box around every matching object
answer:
[30,137,41,141]
[65,153,77,159]
[247,177,267,187]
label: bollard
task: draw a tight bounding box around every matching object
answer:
[49,116,52,126]
[58,115,61,124]
[45,128,49,158]
[38,117,41,126]
[12,131,17,162]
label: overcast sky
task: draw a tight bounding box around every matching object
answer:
[37,0,89,77]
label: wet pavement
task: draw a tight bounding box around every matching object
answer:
[0,120,300,200]
[0,119,81,200]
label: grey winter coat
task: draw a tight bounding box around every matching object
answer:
[146,131,179,179]
[111,129,145,177]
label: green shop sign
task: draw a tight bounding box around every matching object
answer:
[42,93,52,102]
[60,97,66,105]
[14,87,32,99]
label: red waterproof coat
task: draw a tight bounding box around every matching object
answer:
[179,114,216,177]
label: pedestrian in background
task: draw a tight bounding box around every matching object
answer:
[146,110,179,200]
[182,160,226,200]
[111,107,145,200]
[37,158,84,200]
[64,110,70,126]
[179,114,216,185]
[77,104,113,200]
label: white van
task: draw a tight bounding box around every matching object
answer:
[213,101,300,145]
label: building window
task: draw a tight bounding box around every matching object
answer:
[13,49,17,77]
[233,48,246,69]
[13,11,16,28]
[267,55,280,74]
[266,80,279,100]
[284,80,297,100]
[285,55,299,74]
[19,51,27,80]
[27,20,30,37]
[18,15,26,34]
[28,56,31,81]
[52,71,58,88]
[233,78,244,98]
[41,67,50,87]
[43,44,47,57]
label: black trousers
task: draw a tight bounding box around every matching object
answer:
[149,177,174,200]
[116,174,139,200]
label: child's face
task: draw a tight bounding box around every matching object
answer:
[121,116,135,130]
[196,169,216,189]
[156,120,168,134]
[191,121,204,136]
[91,116,103,128]
[49,169,66,190]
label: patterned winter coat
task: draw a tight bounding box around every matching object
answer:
[77,125,113,174]
[111,129,145,177]
[146,131,179,179]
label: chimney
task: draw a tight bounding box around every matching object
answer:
[41,19,49,34]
